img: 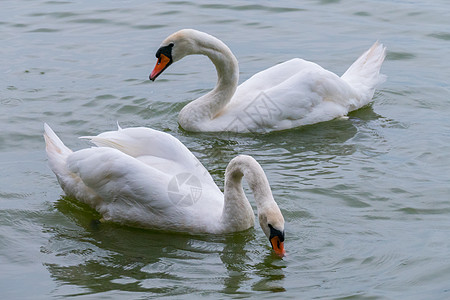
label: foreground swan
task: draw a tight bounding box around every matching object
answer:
[150,29,386,133]
[44,124,285,256]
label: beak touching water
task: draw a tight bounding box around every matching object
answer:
[270,235,286,258]
[268,224,285,258]
[150,53,172,81]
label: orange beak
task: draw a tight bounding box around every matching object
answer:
[270,236,286,258]
[150,54,172,81]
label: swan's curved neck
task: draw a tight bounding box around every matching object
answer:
[178,32,239,130]
[220,156,274,232]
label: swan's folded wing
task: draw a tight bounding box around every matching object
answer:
[221,61,353,131]
[260,69,354,129]
[67,147,173,214]
[81,127,199,168]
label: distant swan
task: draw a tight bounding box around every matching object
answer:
[150,29,386,133]
[44,124,285,257]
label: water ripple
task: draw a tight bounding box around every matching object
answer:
[429,32,450,41]
[2,0,450,298]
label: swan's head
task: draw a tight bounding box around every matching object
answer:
[259,204,286,258]
[225,155,286,257]
[150,29,204,81]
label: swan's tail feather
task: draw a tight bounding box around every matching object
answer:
[44,123,72,175]
[341,41,386,107]
[80,135,128,152]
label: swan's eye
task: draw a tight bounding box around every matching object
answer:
[168,42,174,47]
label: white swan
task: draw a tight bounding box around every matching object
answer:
[44,124,286,257]
[150,29,386,133]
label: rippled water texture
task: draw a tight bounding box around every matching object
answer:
[1,1,450,299]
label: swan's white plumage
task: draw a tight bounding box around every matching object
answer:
[44,124,284,239]
[152,29,386,133]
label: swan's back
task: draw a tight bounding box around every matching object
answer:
[232,58,323,103]
[83,126,203,174]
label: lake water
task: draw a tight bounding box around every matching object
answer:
[1,0,450,299]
